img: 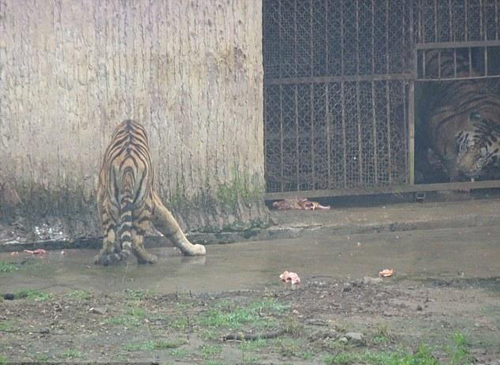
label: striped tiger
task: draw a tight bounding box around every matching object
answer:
[420,49,500,181]
[455,112,500,179]
[94,120,206,265]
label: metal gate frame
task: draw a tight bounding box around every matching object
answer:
[263,0,500,201]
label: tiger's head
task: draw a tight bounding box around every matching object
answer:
[455,113,500,179]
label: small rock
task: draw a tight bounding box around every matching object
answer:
[345,332,365,345]
[363,276,383,285]
[338,337,348,344]
[89,307,107,315]
[39,328,50,334]
[416,305,423,311]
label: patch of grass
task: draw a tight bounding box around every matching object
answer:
[0,261,17,273]
[169,317,189,330]
[201,344,223,359]
[106,315,142,327]
[204,361,225,365]
[274,338,301,357]
[301,351,315,360]
[15,289,51,301]
[0,321,15,332]
[240,338,268,352]
[372,322,393,345]
[323,344,439,365]
[450,333,473,365]
[124,339,187,352]
[125,289,153,300]
[170,348,190,359]
[66,290,92,300]
[31,353,50,362]
[200,299,288,330]
[60,349,82,359]
[0,354,8,364]
[125,306,146,318]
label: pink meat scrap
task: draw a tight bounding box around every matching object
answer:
[280,271,301,284]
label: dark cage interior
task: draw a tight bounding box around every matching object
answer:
[263,0,500,194]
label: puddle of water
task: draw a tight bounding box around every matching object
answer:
[1,226,499,295]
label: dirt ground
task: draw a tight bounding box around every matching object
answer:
[1,202,500,364]
[1,273,500,364]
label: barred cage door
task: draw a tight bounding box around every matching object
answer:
[263,0,415,197]
[413,0,500,189]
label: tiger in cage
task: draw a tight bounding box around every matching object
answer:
[94,119,206,266]
[418,49,500,182]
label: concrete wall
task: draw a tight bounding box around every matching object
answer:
[0,0,267,244]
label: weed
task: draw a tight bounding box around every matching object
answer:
[240,338,267,352]
[66,290,92,300]
[301,351,315,360]
[274,338,301,357]
[106,315,142,327]
[125,306,146,318]
[170,348,190,359]
[169,317,189,330]
[372,322,392,345]
[31,353,50,362]
[323,344,439,365]
[0,354,7,364]
[0,261,17,273]
[60,349,82,359]
[124,339,186,351]
[14,289,51,301]
[0,321,15,332]
[450,333,473,365]
[125,289,153,300]
[200,299,287,330]
[201,344,223,359]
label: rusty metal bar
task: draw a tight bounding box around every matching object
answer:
[408,3,415,185]
[433,0,438,41]
[310,0,315,189]
[449,0,453,41]
[264,73,414,85]
[485,46,488,76]
[480,0,484,41]
[340,0,347,188]
[278,0,284,192]
[417,74,500,82]
[465,0,469,42]
[416,40,500,49]
[468,46,472,76]
[325,0,331,189]
[385,0,392,184]
[496,0,499,40]
[341,82,347,188]
[264,180,500,201]
[294,0,299,191]
[371,0,378,184]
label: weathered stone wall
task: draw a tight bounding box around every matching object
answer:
[0,0,267,245]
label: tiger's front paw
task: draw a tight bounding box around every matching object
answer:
[192,244,206,256]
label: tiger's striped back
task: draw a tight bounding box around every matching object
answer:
[96,120,154,264]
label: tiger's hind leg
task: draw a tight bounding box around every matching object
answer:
[131,228,158,264]
[130,205,157,264]
[151,192,206,256]
[94,223,124,266]
[94,203,128,266]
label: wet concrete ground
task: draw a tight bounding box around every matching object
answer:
[2,225,499,295]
